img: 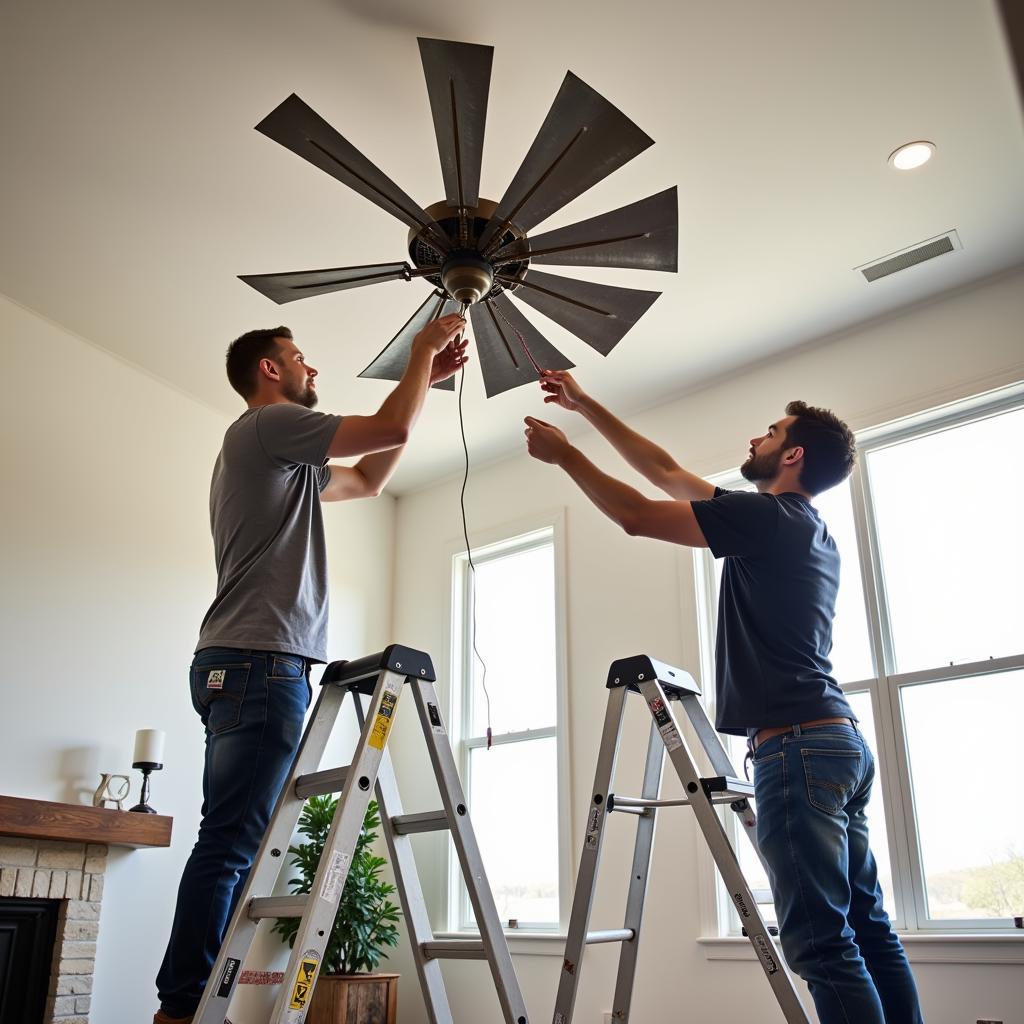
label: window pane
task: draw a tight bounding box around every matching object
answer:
[901,670,1024,921]
[867,408,1024,672]
[468,738,559,925]
[813,482,873,684]
[469,542,557,735]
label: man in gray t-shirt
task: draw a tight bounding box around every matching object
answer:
[154,316,466,1024]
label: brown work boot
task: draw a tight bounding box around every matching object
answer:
[153,1011,194,1024]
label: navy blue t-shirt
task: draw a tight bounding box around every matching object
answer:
[691,487,855,736]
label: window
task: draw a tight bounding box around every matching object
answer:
[449,521,569,932]
[698,388,1024,935]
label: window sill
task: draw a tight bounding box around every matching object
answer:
[698,933,1024,965]
[436,930,567,957]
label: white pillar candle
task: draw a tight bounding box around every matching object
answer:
[133,728,166,766]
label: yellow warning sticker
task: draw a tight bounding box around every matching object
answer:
[368,690,399,750]
[288,952,319,1011]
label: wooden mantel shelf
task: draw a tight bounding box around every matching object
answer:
[0,795,172,849]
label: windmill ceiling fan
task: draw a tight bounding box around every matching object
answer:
[241,38,677,397]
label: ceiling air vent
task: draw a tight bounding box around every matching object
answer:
[857,230,961,282]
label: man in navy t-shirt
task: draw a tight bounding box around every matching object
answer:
[525,371,922,1024]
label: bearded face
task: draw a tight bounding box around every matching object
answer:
[282,375,318,409]
[740,443,784,484]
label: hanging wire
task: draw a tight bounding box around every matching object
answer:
[456,306,493,749]
[491,299,545,376]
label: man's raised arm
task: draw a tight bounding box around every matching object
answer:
[326,314,465,459]
[320,334,469,501]
[539,370,715,501]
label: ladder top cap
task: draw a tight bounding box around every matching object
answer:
[607,655,701,697]
[322,643,436,690]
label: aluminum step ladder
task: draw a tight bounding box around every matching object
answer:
[552,654,811,1024]
[195,644,530,1024]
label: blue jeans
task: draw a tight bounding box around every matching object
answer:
[156,647,312,1017]
[752,724,923,1024]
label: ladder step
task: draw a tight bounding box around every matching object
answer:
[391,810,450,835]
[295,765,349,799]
[248,895,309,920]
[609,789,752,812]
[585,928,634,944]
[702,775,754,799]
[422,940,488,960]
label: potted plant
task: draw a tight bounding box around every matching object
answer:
[272,795,402,1024]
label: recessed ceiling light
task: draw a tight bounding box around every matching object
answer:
[889,141,935,170]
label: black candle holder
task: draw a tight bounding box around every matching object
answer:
[129,760,163,814]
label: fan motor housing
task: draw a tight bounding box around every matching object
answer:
[408,199,528,303]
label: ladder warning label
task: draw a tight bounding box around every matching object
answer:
[585,805,602,848]
[368,688,400,749]
[288,949,320,1012]
[320,849,351,903]
[647,696,683,752]
[427,701,445,734]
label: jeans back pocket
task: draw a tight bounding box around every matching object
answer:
[191,660,251,734]
[268,654,306,680]
[800,747,862,814]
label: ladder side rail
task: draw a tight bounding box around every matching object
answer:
[677,693,767,872]
[351,692,455,1024]
[608,718,665,1023]
[637,681,812,1024]
[410,677,530,1024]
[194,682,349,1024]
[552,685,629,1024]
[267,669,407,1024]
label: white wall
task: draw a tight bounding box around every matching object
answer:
[386,267,1024,1024]
[0,294,395,1023]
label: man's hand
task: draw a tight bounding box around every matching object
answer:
[430,337,470,384]
[524,416,573,465]
[412,314,466,357]
[540,369,587,412]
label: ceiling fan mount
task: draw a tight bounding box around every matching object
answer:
[240,37,678,397]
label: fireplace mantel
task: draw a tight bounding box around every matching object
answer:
[0,795,172,848]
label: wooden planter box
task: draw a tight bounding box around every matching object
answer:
[307,972,399,1024]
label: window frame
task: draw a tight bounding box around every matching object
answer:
[445,509,572,935]
[694,384,1024,937]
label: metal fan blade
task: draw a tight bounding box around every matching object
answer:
[504,270,660,356]
[469,295,574,398]
[255,94,448,246]
[477,72,654,253]
[359,291,460,391]
[493,187,677,272]
[418,38,493,211]
[239,262,415,305]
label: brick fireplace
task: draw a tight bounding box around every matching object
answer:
[0,795,172,1024]
[0,837,108,1022]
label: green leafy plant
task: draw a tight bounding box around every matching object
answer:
[271,795,401,974]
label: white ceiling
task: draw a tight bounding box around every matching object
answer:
[2,0,1023,492]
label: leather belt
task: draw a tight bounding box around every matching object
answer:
[751,716,855,751]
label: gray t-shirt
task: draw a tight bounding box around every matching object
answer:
[196,402,342,662]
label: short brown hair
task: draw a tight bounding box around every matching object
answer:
[783,400,856,495]
[225,327,292,398]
